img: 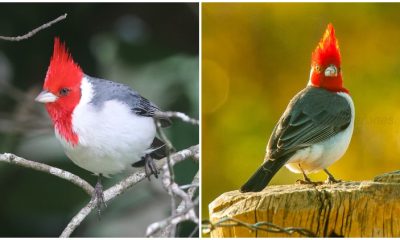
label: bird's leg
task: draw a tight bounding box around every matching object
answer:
[94,174,107,219]
[296,164,323,185]
[324,169,341,184]
[143,154,159,181]
[302,170,313,183]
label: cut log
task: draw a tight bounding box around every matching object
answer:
[208,171,400,237]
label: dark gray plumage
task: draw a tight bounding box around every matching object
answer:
[240,86,352,192]
[87,75,171,127]
[266,86,352,161]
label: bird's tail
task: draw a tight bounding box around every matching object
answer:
[240,155,291,193]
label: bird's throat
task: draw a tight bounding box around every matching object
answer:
[46,104,79,146]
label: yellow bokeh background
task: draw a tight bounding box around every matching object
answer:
[202,3,400,220]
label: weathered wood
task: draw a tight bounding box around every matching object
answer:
[209,171,400,237]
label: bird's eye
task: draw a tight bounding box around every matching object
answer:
[59,88,70,96]
[314,65,321,73]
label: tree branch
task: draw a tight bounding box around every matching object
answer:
[177,171,199,213]
[154,171,199,237]
[0,153,93,195]
[146,200,199,237]
[140,113,199,237]
[155,111,199,125]
[60,144,199,238]
[0,13,67,41]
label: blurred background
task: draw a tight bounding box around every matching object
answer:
[203,3,400,221]
[0,3,198,237]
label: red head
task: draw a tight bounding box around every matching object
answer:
[309,24,348,93]
[35,37,83,145]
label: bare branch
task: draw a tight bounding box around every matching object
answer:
[0,14,67,41]
[0,153,93,196]
[155,111,199,125]
[60,145,199,238]
[161,156,178,237]
[146,200,198,237]
[179,183,199,190]
[177,171,199,213]
[189,225,199,238]
[144,113,199,237]
[154,171,199,237]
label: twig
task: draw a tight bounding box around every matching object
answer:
[189,225,199,238]
[179,183,199,190]
[154,118,177,237]
[150,171,199,237]
[155,111,199,125]
[177,171,199,213]
[202,217,317,237]
[146,200,198,237]
[161,164,180,237]
[147,115,199,237]
[0,13,67,41]
[154,111,198,236]
[60,145,199,238]
[0,153,93,196]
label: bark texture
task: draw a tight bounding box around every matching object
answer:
[209,171,400,237]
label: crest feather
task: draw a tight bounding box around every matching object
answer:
[45,37,82,86]
[311,23,341,67]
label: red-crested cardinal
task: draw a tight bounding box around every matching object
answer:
[35,38,170,211]
[240,24,354,192]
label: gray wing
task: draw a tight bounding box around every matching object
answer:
[266,86,352,161]
[87,75,171,127]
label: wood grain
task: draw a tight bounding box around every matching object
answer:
[209,171,400,237]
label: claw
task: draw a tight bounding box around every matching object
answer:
[325,176,342,184]
[296,179,323,186]
[295,164,323,185]
[143,154,159,180]
[324,169,341,184]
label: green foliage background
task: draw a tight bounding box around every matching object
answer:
[202,3,400,220]
[0,3,198,237]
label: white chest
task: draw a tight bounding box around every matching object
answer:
[285,92,355,174]
[56,78,156,175]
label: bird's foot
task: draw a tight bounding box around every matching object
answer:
[296,179,323,186]
[93,178,107,219]
[296,169,323,186]
[144,154,159,181]
[325,176,342,184]
[323,169,341,184]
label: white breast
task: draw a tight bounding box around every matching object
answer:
[56,77,156,175]
[285,92,355,174]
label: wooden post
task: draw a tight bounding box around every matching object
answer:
[208,171,400,237]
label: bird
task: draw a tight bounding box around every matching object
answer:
[35,37,171,212]
[240,24,354,193]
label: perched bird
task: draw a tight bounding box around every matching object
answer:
[240,24,354,193]
[35,38,170,211]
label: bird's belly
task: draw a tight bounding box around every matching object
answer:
[57,100,156,175]
[63,145,138,175]
[285,123,353,174]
